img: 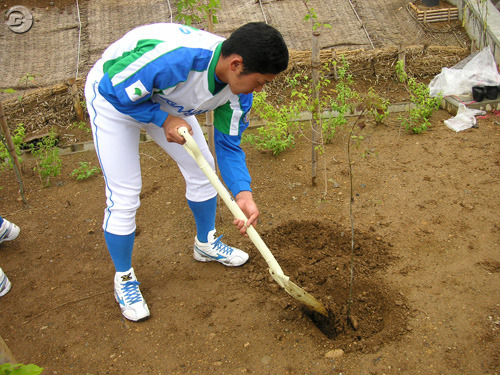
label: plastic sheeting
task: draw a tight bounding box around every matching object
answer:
[429,47,500,97]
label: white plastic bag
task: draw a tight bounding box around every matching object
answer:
[429,47,500,97]
[444,103,485,132]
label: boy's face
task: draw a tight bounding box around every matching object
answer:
[223,56,277,95]
[229,70,277,95]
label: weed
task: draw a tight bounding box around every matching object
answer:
[242,91,297,155]
[365,88,390,125]
[70,121,91,133]
[71,161,100,180]
[29,130,62,187]
[395,60,441,134]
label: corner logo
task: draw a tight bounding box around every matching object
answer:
[125,80,150,102]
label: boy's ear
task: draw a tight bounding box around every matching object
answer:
[228,55,244,72]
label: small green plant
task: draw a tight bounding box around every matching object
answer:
[242,91,297,155]
[364,88,390,125]
[395,60,441,134]
[325,57,358,143]
[0,363,43,375]
[29,130,62,187]
[302,0,332,31]
[70,121,91,133]
[0,123,26,170]
[71,161,100,180]
[175,0,220,26]
[288,57,358,145]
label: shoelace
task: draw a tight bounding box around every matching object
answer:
[212,235,234,255]
[121,280,143,304]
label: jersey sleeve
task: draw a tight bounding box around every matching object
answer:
[98,40,211,127]
[214,93,253,196]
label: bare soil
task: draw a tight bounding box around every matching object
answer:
[1,1,499,373]
[1,92,499,375]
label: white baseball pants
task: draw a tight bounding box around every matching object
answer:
[84,63,217,236]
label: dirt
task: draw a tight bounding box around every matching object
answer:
[1,82,500,375]
[1,1,499,373]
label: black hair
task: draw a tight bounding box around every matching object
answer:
[221,22,289,75]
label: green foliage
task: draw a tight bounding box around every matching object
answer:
[71,161,100,180]
[0,123,26,170]
[175,0,220,26]
[242,91,297,155]
[70,121,91,133]
[0,363,43,375]
[324,57,358,143]
[244,56,361,155]
[302,0,332,31]
[363,88,390,125]
[288,57,358,145]
[29,130,62,187]
[395,60,441,134]
[19,73,39,88]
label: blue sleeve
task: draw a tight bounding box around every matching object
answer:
[99,75,168,126]
[214,94,252,196]
[98,46,212,126]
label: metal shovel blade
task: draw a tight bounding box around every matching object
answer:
[178,127,329,317]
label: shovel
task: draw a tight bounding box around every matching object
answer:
[178,127,329,317]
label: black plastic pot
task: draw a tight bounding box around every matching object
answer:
[485,85,499,100]
[472,86,486,102]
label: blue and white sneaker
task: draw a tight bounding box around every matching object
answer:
[193,229,249,267]
[114,268,150,322]
[0,219,20,244]
[0,268,12,297]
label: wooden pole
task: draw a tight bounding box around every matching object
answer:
[0,102,26,204]
[398,44,406,73]
[68,78,84,122]
[0,103,22,177]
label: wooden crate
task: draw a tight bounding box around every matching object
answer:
[410,3,459,23]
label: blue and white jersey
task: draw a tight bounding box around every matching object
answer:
[95,23,253,195]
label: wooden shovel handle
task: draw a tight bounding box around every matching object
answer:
[178,127,285,278]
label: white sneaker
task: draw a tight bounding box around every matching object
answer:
[193,229,249,267]
[0,219,20,244]
[114,268,150,322]
[0,268,12,297]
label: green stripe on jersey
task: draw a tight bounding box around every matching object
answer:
[208,43,222,95]
[103,39,164,80]
[214,100,241,135]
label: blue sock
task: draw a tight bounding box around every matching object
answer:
[0,216,3,226]
[187,196,217,243]
[104,231,135,272]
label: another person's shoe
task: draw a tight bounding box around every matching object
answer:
[194,229,249,267]
[114,268,150,321]
[0,268,12,297]
[0,219,20,244]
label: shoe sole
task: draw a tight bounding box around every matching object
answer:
[114,291,150,322]
[0,279,12,297]
[193,248,248,267]
[0,226,20,243]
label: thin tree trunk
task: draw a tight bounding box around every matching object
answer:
[311,30,321,186]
